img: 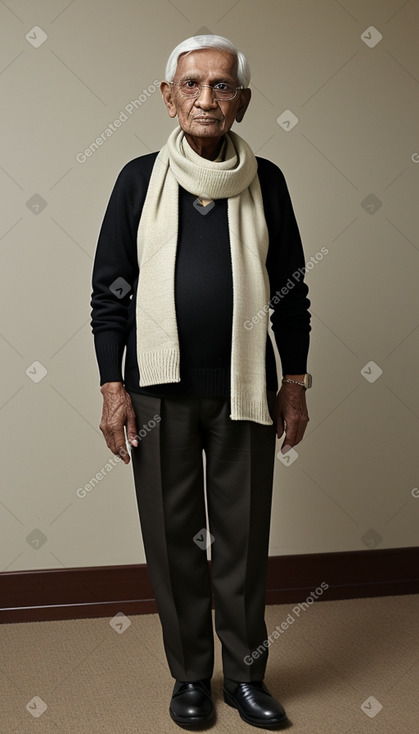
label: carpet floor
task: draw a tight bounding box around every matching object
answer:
[1,594,418,733]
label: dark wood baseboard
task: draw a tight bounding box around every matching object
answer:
[1,546,418,624]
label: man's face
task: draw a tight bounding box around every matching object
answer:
[161,48,251,140]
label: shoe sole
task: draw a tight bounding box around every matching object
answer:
[223,689,289,729]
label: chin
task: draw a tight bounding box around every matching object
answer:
[192,124,223,137]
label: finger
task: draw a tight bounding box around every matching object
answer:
[111,432,131,464]
[107,426,129,461]
[126,406,138,448]
[276,416,285,439]
[281,434,294,449]
[117,443,131,465]
[281,419,299,448]
[283,417,308,448]
[274,407,285,439]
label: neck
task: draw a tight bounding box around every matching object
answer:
[184,134,224,160]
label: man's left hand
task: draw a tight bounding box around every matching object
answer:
[273,382,309,448]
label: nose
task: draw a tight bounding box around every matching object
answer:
[195,85,218,109]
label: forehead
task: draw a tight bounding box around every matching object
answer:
[175,48,237,80]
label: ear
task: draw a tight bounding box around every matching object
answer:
[160,81,178,119]
[235,88,251,123]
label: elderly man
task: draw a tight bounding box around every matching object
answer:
[91,35,311,729]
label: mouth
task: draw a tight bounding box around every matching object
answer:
[193,117,220,123]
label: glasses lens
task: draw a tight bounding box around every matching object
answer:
[180,81,200,96]
[213,84,236,100]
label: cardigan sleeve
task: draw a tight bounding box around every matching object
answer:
[258,157,311,376]
[90,154,156,385]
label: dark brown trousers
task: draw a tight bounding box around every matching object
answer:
[129,391,277,682]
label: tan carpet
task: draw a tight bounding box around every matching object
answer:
[1,594,418,733]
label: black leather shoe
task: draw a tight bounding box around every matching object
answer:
[223,679,288,729]
[170,679,214,728]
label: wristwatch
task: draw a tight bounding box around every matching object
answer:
[282,373,312,389]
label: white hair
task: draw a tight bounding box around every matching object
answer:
[164,34,251,88]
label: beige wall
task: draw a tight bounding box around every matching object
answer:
[1,0,418,572]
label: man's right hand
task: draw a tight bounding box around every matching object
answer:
[99,382,138,464]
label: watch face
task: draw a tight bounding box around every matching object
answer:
[305,373,312,389]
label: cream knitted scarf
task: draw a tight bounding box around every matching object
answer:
[136,125,273,425]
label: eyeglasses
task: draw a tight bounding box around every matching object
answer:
[170,80,244,101]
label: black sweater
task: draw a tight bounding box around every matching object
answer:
[90,151,311,396]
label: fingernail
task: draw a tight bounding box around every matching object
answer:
[281,444,293,454]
